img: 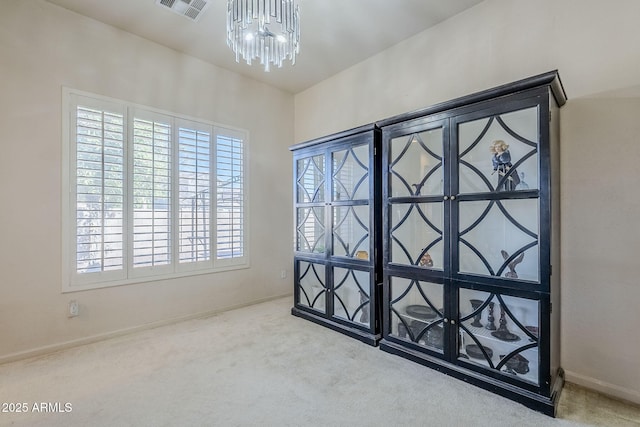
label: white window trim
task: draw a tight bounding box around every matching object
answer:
[62,87,250,292]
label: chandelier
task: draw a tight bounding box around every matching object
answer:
[226,0,300,72]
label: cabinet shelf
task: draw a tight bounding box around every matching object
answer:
[461,323,537,348]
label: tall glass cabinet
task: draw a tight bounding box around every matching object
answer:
[378,71,566,415]
[290,124,382,345]
[289,71,566,416]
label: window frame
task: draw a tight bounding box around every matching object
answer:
[62,88,250,292]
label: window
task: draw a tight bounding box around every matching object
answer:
[63,89,248,291]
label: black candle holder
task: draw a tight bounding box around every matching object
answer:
[485,301,497,331]
[469,299,484,328]
[491,304,520,341]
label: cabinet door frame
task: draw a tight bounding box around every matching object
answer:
[382,270,450,360]
[452,282,552,395]
[382,116,451,276]
[329,259,377,330]
[293,256,329,315]
[381,116,451,358]
[293,145,327,259]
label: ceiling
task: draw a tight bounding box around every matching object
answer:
[45,0,484,94]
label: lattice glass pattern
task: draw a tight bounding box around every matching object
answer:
[458,107,539,194]
[458,199,539,282]
[297,261,326,313]
[332,205,369,258]
[332,145,369,201]
[391,203,444,269]
[333,267,370,326]
[390,128,444,197]
[296,207,325,253]
[389,277,444,353]
[297,155,325,203]
[458,288,540,385]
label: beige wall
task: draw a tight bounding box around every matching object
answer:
[561,96,640,402]
[294,0,640,404]
[295,0,640,141]
[0,0,293,360]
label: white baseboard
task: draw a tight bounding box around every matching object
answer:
[0,293,292,366]
[564,369,640,405]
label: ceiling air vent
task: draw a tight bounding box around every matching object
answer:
[156,0,209,22]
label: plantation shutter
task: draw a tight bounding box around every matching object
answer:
[132,115,172,268]
[64,90,249,291]
[216,132,244,260]
[74,105,125,275]
[178,123,211,264]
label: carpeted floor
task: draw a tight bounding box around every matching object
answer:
[1,296,639,426]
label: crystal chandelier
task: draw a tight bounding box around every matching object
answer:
[226,0,300,72]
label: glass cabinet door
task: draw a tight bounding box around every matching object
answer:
[390,127,444,198]
[296,207,325,254]
[457,106,539,194]
[332,205,370,258]
[455,106,541,283]
[457,288,540,385]
[388,276,445,353]
[333,266,371,327]
[390,202,444,269]
[388,126,445,269]
[458,198,539,282]
[295,260,327,314]
[295,154,326,254]
[332,144,369,202]
[331,144,371,259]
[296,154,325,203]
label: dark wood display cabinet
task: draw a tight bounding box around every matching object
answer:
[290,124,382,345]
[377,71,566,416]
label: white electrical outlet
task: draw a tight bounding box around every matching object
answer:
[280,270,287,279]
[68,300,79,317]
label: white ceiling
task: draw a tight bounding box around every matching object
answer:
[45,0,484,94]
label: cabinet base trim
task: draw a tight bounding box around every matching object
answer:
[291,307,381,346]
[379,339,564,417]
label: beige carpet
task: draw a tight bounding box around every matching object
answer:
[1,296,639,426]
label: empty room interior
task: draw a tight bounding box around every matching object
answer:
[1,0,640,425]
